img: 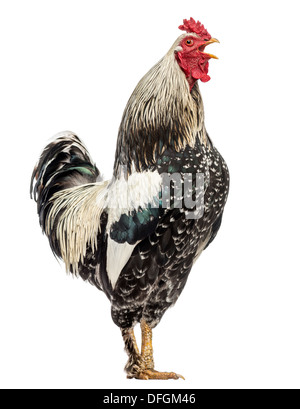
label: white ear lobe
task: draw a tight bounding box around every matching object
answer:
[174,46,183,52]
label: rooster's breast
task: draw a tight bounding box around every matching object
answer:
[109,139,229,329]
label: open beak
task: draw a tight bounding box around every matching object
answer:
[203,38,219,59]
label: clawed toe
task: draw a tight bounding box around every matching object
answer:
[134,369,185,380]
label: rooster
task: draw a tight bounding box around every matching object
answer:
[30,18,229,380]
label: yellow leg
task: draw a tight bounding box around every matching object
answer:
[122,320,185,380]
[135,319,185,380]
[140,319,154,370]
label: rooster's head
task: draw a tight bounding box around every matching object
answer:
[175,17,219,90]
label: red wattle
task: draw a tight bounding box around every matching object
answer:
[176,51,211,90]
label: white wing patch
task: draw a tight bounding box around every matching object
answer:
[104,169,162,231]
[106,237,136,289]
[104,169,162,288]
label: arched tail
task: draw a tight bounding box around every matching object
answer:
[30,131,101,232]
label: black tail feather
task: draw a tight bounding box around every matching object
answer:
[30,131,100,231]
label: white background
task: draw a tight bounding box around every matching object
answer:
[0,0,300,389]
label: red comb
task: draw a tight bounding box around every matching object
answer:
[178,17,211,40]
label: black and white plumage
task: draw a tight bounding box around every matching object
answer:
[31,20,229,380]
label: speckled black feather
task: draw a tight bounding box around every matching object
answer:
[109,135,229,328]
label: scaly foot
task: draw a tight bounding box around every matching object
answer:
[133,369,185,380]
[122,322,185,380]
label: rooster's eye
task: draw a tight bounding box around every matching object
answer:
[185,39,194,47]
